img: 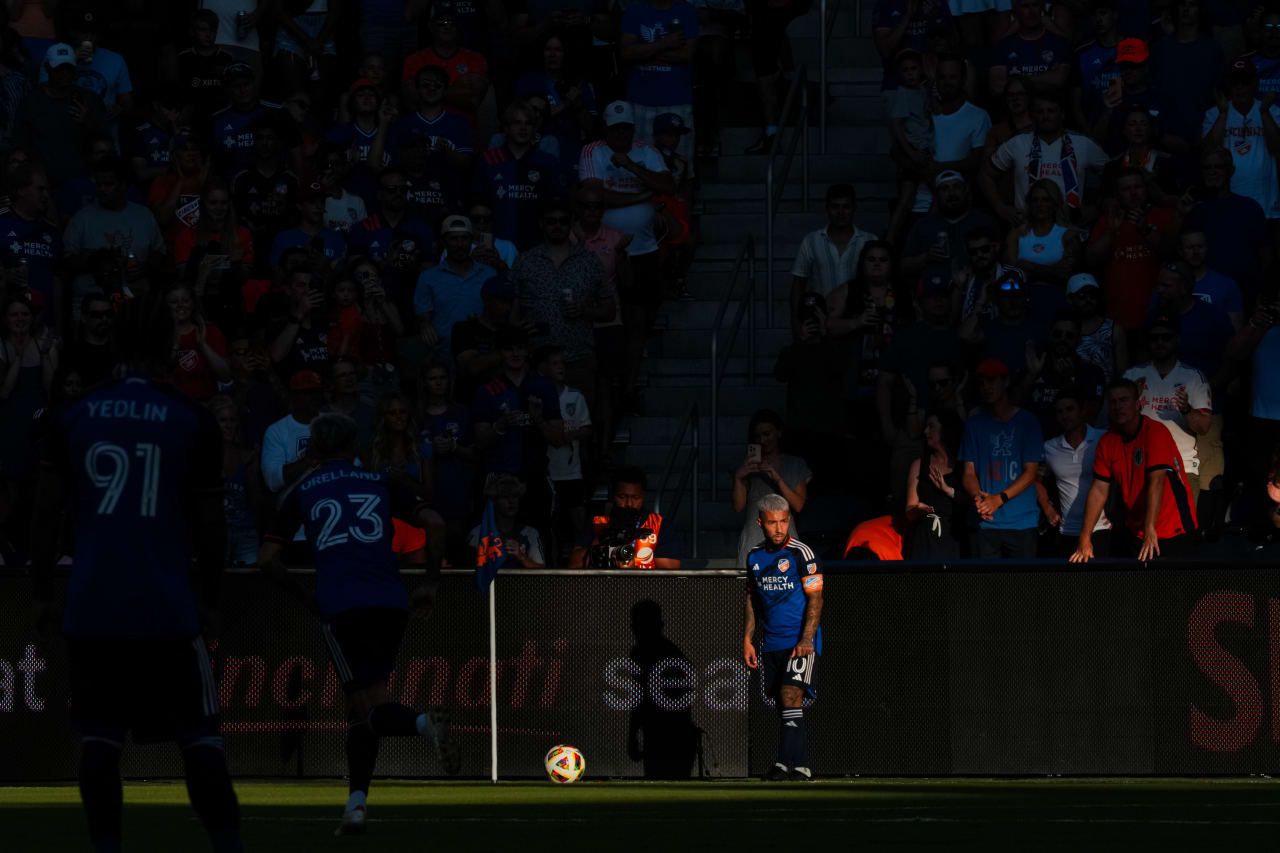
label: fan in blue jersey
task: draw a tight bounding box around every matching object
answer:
[744,493,823,782]
[31,306,243,853]
[210,63,282,177]
[390,65,473,173]
[471,101,566,251]
[257,413,458,837]
[325,79,392,168]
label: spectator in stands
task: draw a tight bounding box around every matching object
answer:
[416,214,496,364]
[401,10,490,123]
[733,409,811,567]
[0,164,61,323]
[171,10,233,128]
[62,293,117,386]
[1202,58,1280,221]
[1152,261,1234,388]
[393,66,474,174]
[904,410,965,559]
[958,224,1014,324]
[327,354,376,451]
[961,271,1044,377]
[473,102,566,252]
[1066,272,1127,384]
[223,336,285,449]
[580,100,673,412]
[166,283,231,401]
[262,369,326,494]
[512,198,615,412]
[417,357,475,561]
[473,324,564,534]
[150,134,211,250]
[619,0,698,163]
[1086,167,1176,330]
[175,179,255,306]
[370,392,426,490]
[1230,295,1280,530]
[210,62,280,178]
[17,44,106,189]
[468,474,547,568]
[0,293,55,479]
[886,47,934,245]
[47,9,134,131]
[268,182,347,269]
[1004,178,1078,288]
[959,357,1043,559]
[347,171,436,313]
[1037,387,1111,557]
[1070,0,1119,131]
[984,94,1107,228]
[1149,0,1222,146]
[1090,38,1185,156]
[274,0,341,104]
[1175,225,1244,332]
[489,93,562,163]
[1123,314,1211,499]
[461,198,517,274]
[691,0,743,159]
[315,144,368,234]
[879,269,960,447]
[0,28,29,154]
[774,292,850,493]
[209,395,262,566]
[328,78,392,168]
[516,32,600,172]
[453,276,514,406]
[1098,108,1177,209]
[267,266,332,377]
[232,114,299,267]
[1181,146,1271,302]
[63,155,167,315]
[790,183,872,333]
[1071,377,1198,561]
[348,260,406,374]
[1018,308,1106,435]
[535,344,593,563]
[901,172,994,281]
[986,74,1032,154]
[744,0,815,153]
[927,54,991,187]
[203,0,266,76]
[873,0,953,82]
[989,0,1071,98]
[1244,7,1280,96]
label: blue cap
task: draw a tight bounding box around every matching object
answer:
[653,112,691,136]
[481,276,515,300]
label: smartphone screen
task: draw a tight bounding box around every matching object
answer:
[747,443,762,464]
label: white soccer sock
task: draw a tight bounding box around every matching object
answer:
[415,712,433,738]
[346,790,366,811]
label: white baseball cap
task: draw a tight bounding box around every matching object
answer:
[45,43,76,70]
[1067,273,1100,294]
[440,214,473,236]
[604,101,636,127]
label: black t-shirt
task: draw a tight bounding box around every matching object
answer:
[176,47,232,124]
[451,316,499,404]
[64,339,120,388]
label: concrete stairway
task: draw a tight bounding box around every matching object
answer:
[615,2,892,563]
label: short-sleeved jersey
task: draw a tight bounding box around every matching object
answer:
[746,538,823,654]
[390,110,473,158]
[125,121,181,173]
[325,122,391,168]
[1073,40,1118,122]
[473,372,561,474]
[43,376,222,638]
[210,101,282,176]
[0,210,61,311]
[991,32,1071,80]
[471,145,566,250]
[266,461,426,619]
[1093,415,1197,540]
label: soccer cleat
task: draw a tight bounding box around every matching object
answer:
[334,805,367,836]
[789,768,815,782]
[762,763,790,782]
[427,708,462,775]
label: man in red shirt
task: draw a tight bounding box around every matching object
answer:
[1070,377,1197,562]
[400,12,489,125]
[1085,167,1178,329]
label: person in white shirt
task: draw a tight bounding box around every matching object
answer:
[261,369,325,493]
[913,55,992,215]
[982,94,1107,227]
[1038,387,1112,557]
[317,144,368,233]
[1202,57,1280,219]
[537,345,593,564]
[1123,314,1212,498]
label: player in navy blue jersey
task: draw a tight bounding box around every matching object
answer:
[744,493,824,782]
[31,306,242,853]
[257,412,458,837]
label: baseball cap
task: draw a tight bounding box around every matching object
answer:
[934,169,965,187]
[44,43,75,70]
[917,266,952,295]
[441,214,473,236]
[1067,273,1099,294]
[349,78,378,95]
[69,8,100,30]
[975,358,1009,377]
[297,181,323,203]
[481,276,515,301]
[604,101,636,127]
[1230,56,1257,79]
[653,112,690,136]
[289,370,324,391]
[1147,313,1179,334]
[1115,38,1148,65]
[995,269,1026,294]
[223,61,255,81]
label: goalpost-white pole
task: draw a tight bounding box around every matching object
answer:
[489,580,498,784]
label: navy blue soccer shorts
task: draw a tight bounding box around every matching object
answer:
[761,649,819,699]
[322,606,409,692]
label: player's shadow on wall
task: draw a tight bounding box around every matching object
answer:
[626,599,701,779]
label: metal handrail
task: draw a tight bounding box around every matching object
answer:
[821,0,844,153]
[651,402,700,559]
[764,65,810,327]
[709,235,757,501]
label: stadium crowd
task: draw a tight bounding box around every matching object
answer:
[0,0,1279,565]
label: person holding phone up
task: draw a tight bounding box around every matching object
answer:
[733,409,812,568]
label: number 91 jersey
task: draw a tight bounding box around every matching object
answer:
[42,376,223,639]
[266,461,426,619]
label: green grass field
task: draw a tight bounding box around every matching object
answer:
[3,778,1278,852]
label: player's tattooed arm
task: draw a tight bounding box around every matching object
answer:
[794,589,823,658]
[743,593,758,669]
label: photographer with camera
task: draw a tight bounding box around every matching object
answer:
[569,466,681,568]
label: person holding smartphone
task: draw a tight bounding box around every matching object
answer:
[17,43,106,189]
[732,409,812,567]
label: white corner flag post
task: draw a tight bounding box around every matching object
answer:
[489,579,498,784]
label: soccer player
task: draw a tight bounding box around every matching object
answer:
[31,309,243,853]
[256,412,459,836]
[743,493,823,782]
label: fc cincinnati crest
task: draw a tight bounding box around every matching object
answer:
[1041,50,1054,63]
[1133,447,1144,465]
[527,170,541,183]
[777,559,790,573]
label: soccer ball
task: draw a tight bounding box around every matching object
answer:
[544,744,586,783]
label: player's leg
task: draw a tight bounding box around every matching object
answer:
[780,651,818,781]
[78,735,124,853]
[759,651,790,781]
[179,736,243,853]
[68,639,127,852]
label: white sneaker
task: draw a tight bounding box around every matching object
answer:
[426,708,461,775]
[334,804,367,836]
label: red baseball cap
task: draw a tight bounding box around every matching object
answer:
[1115,38,1148,65]
[289,370,324,391]
[975,358,1009,377]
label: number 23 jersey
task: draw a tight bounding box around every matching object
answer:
[266,462,427,619]
[43,376,223,639]
[746,539,823,654]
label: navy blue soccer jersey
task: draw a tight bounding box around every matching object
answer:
[470,145,565,250]
[126,121,180,171]
[211,102,282,175]
[266,462,427,619]
[346,214,436,267]
[0,210,61,311]
[746,538,823,654]
[325,122,391,168]
[43,376,223,639]
[390,110,473,158]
